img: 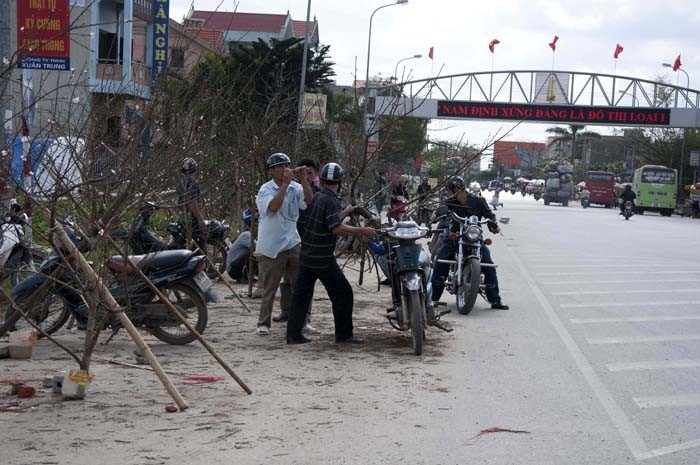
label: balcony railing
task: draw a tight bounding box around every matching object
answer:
[134,0,153,21]
[96,61,152,88]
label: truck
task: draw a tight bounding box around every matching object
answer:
[542,160,574,206]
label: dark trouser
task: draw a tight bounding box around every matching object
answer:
[431,239,501,304]
[287,261,354,341]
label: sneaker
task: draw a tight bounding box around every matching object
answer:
[491,302,510,310]
[256,325,270,335]
[302,324,319,335]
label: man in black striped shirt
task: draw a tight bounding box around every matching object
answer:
[286,163,377,345]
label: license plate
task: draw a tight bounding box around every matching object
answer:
[194,271,212,292]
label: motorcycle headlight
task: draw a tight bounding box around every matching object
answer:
[387,226,428,240]
[465,225,482,241]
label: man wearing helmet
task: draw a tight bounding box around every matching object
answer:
[431,176,509,311]
[286,162,377,345]
[254,153,314,335]
[176,157,207,249]
[619,184,636,215]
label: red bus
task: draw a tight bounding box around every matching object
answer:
[583,171,616,208]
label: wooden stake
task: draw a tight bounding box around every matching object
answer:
[53,226,189,411]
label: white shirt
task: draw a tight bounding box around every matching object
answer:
[255,179,306,259]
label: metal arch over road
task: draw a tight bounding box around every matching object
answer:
[371,70,700,128]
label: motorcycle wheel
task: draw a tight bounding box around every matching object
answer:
[0,292,71,338]
[149,283,208,345]
[10,249,47,287]
[456,258,480,315]
[407,289,425,355]
[205,240,227,279]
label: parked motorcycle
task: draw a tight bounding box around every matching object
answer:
[112,203,230,278]
[0,202,46,289]
[438,212,505,315]
[1,225,211,344]
[623,200,634,220]
[378,220,449,355]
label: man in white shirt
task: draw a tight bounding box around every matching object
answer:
[254,153,313,335]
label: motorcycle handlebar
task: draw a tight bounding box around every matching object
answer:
[450,211,494,225]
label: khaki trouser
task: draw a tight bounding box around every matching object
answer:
[256,245,300,327]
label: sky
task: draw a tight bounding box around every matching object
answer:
[169,0,699,161]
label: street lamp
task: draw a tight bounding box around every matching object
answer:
[393,54,421,83]
[662,62,691,197]
[618,89,639,106]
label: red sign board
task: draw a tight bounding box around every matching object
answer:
[366,140,378,154]
[17,0,71,70]
[437,100,671,126]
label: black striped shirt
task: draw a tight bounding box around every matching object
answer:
[300,188,342,268]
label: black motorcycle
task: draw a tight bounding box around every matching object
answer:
[1,226,211,344]
[439,212,503,315]
[623,200,634,220]
[112,204,230,278]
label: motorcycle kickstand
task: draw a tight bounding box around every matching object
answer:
[101,326,121,345]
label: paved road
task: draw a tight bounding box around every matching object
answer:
[3,191,699,465]
[452,191,700,464]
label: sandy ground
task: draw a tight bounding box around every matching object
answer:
[1,263,468,465]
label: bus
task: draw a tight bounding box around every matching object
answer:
[583,171,615,208]
[632,165,677,216]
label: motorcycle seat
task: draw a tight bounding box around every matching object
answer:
[140,249,196,273]
[106,255,146,274]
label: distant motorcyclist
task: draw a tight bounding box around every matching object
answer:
[431,178,509,311]
[619,185,636,214]
[416,176,431,200]
[388,175,410,221]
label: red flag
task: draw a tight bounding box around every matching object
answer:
[673,54,682,71]
[549,35,559,52]
[428,46,434,60]
[614,44,624,59]
[488,38,500,53]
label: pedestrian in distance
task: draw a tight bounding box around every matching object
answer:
[254,153,313,335]
[286,162,377,345]
[176,157,208,249]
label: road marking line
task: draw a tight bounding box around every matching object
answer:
[647,438,700,460]
[538,270,700,276]
[633,395,700,409]
[553,289,700,296]
[572,316,700,324]
[561,300,700,308]
[542,279,700,285]
[587,335,700,345]
[506,246,650,460]
[607,360,700,371]
[536,264,691,269]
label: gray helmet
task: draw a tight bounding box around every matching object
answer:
[320,162,344,183]
[266,152,291,169]
[449,176,465,192]
[181,157,198,174]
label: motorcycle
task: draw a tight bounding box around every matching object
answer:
[112,203,230,278]
[378,220,450,355]
[387,196,408,222]
[623,200,634,220]
[438,212,504,315]
[1,225,211,344]
[0,202,46,289]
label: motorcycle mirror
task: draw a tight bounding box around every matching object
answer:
[498,217,510,224]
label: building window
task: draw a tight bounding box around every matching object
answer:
[98,30,123,64]
[170,48,185,69]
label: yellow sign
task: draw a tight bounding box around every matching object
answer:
[301,93,327,129]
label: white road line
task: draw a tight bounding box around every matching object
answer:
[634,395,700,409]
[506,246,651,460]
[553,289,700,296]
[538,270,700,276]
[535,264,690,269]
[561,300,700,308]
[587,334,700,345]
[542,279,700,285]
[572,316,700,324]
[607,360,700,372]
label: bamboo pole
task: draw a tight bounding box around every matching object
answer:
[52,225,189,411]
[102,232,252,395]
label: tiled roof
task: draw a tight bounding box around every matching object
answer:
[291,20,315,38]
[190,11,288,32]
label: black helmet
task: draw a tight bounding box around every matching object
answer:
[449,176,465,192]
[320,162,344,183]
[266,153,291,169]
[181,157,198,174]
[624,184,632,191]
